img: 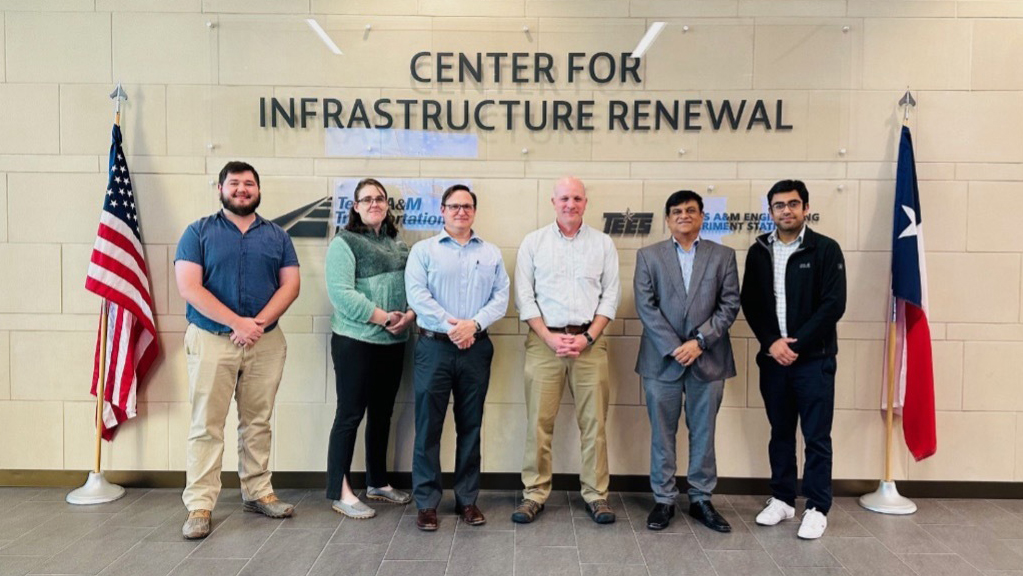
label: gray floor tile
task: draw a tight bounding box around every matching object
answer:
[569,493,627,518]
[238,528,331,576]
[781,568,851,576]
[189,512,281,559]
[33,525,151,575]
[923,525,1023,571]
[384,516,455,561]
[822,537,917,576]
[1003,540,1023,557]
[463,491,516,531]
[0,502,67,541]
[690,505,763,551]
[912,500,967,525]
[705,549,785,576]
[330,501,403,545]
[307,543,387,576]
[515,546,582,576]
[635,532,713,576]
[900,553,984,576]
[58,489,150,514]
[0,513,113,557]
[0,490,42,509]
[573,517,644,565]
[579,565,649,576]
[939,501,1023,539]
[0,556,43,576]
[818,507,871,538]
[990,500,1023,517]
[376,560,448,576]
[542,491,571,507]
[848,510,949,554]
[983,571,1023,576]
[276,496,344,533]
[108,490,187,528]
[730,495,774,518]
[755,530,842,568]
[448,530,514,576]
[515,505,577,547]
[95,541,197,576]
[168,558,247,576]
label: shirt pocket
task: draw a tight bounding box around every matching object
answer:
[473,261,501,298]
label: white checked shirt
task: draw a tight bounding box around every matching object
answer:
[672,236,700,292]
[515,222,621,327]
[769,225,806,338]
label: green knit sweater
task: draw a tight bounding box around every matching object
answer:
[325,230,410,344]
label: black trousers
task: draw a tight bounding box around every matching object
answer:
[412,335,494,510]
[757,354,836,514]
[326,334,405,500]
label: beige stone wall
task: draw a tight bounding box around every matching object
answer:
[1,0,1021,483]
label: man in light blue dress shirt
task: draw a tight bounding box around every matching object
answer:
[405,184,510,531]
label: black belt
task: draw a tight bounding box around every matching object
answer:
[418,328,488,342]
[546,323,591,335]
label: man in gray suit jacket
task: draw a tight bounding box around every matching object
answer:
[634,190,740,532]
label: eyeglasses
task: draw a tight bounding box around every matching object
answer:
[356,195,387,206]
[770,200,804,212]
[443,203,476,213]
[669,207,702,217]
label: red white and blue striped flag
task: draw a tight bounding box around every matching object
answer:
[85,124,159,440]
[884,125,936,461]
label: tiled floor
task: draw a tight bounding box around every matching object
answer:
[1,487,1022,576]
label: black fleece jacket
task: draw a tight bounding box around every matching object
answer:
[740,227,847,360]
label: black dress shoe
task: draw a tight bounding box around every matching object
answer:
[646,503,675,531]
[688,500,731,533]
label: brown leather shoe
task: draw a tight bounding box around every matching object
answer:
[416,508,438,531]
[456,503,486,526]
[181,509,211,539]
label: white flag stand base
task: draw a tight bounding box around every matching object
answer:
[66,472,125,505]
[858,480,917,515]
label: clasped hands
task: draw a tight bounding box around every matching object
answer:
[381,309,416,335]
[671,339,703,366]
[230,317,265,348]
[768,337,798,366]
[543,332,589,358]
[447,318,478,350]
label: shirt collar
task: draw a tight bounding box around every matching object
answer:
[769,225,806,246]
[551,221,588,240]
[672,235,701,252]
[438,227,480,245]
[215,210,265,230]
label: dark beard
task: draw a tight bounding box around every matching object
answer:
[221,193,260,216]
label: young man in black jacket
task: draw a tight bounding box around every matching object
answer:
[740,180,846,540]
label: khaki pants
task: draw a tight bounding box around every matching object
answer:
[182,324,287,511]
[521,330,610,504]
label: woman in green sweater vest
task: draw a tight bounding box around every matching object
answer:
[325,178,416,519]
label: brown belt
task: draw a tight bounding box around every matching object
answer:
[546,323,591,335]
[418,328,488,342]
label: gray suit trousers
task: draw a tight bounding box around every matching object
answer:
[644,372,724,504]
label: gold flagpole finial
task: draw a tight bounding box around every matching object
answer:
[898,88,916,126]
[109,83,128,126]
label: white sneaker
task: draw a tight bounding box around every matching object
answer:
[755,497,795,526]
[797,507,827,539]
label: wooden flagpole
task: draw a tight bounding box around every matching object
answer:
[93,299,109,473]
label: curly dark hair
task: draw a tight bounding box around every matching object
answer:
[344,178,398,238]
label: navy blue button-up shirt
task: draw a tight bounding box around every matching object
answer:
[175,211,299,333]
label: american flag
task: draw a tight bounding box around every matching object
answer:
[883,125,936,461]
[85,124,159,440]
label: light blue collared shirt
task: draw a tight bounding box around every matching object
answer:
[405,228,510,334]
[672,236,701,292]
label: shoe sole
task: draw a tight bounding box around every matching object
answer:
[646,522,668,531]
[755,515,794,526]
[588,513,616,524]
[416,523,438,531]
[511,513,536,524]
[366,494,411,505]
[182,531,209,540]
[331,505,376,520]
[243,505,293,519]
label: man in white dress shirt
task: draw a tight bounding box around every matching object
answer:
[511,177,621,525]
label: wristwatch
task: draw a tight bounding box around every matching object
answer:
[474,320,483,334]
[695,333,707,350]
[384,317,392,327]
[583,332,595,346]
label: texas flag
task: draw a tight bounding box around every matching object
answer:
[883,125,937,461]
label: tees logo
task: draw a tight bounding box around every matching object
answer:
[603,209,653,235]
[799,262,812,269]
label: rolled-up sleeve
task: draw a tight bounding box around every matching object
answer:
[594,236,621,320]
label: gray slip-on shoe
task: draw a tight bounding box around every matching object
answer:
[182,509,211,539]
[243,493,295,518]
[332,498,376,519]
[366,486,412,505]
